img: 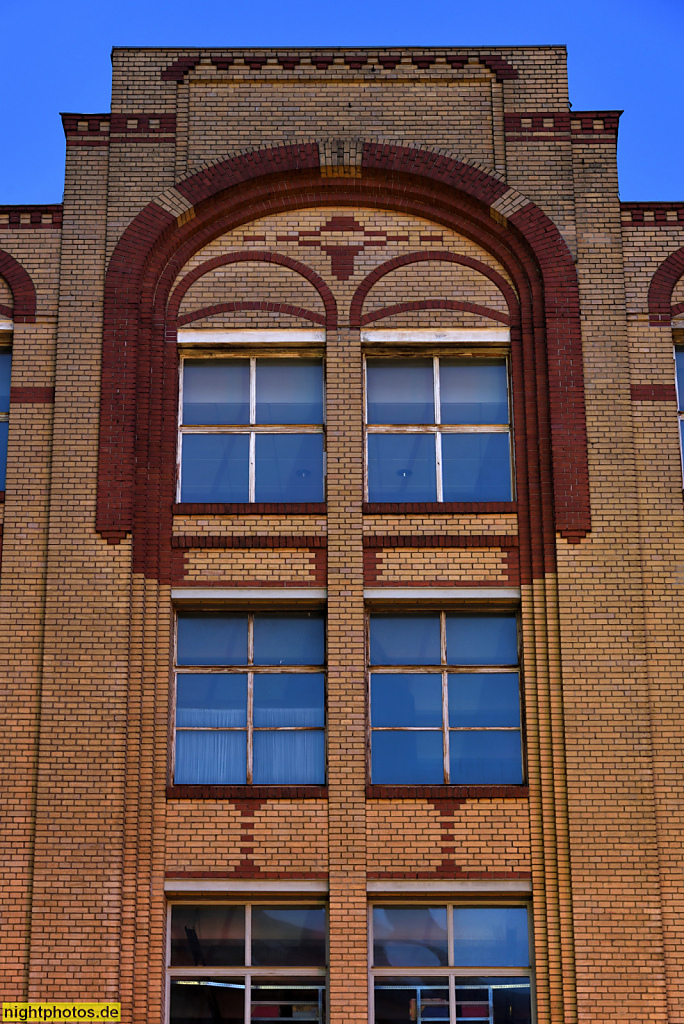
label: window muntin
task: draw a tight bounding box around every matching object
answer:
[174,612,325,785]
[371,905,532,1024]
[365,357,512,503]
[675,347,684,479]
[0,349,11,491]
[369,613,522,785]
[179,357,325,503]
[168,903,327,1023]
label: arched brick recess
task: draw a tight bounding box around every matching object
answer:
[0,250,37,323]
[648,244,684,325]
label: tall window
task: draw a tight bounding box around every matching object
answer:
[676,347,684,480]
[180,357,325,503]
[371,904,532,1024]
[174,612,326,785]
[365,357,512,503]
[369,613,522,785]
[169,903,327,1023]
[0,349,11,491]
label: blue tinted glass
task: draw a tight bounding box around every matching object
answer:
[0,420,8,490]
[441,432,512,501]
[373,907,448,967]
[174,729,247,784]
[449,730,523,785]
[177,614,248,666]
[252,906,326,966]
[0,351,11,414]
[183,360,249,424]
[181,433,249,502]
[677,349,684,412]
[170,979,245,1021]
[367,360,434,423]
[253,673,324,726]
[370,616,441,666]
[255,433,324,502]
[372,731,444,784]
[440,360,508,424]
[374,979,449,1022]
[371,674,442,727]
[253,614,324,665]
[448,673,520,727]
[452,907,529,967]
[176,674,247,727]
[253,730,325,785]
[446,615,517,665]
[368,434,437,502]
[256,360,323,424]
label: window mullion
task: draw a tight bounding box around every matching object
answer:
[442,669,450,784]
[245,904,252,966]
[247,618,254,784]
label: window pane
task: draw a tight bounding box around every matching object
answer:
[251,906,326,967]
[256,359,323,423]
[441,432,512,502]
[440,360,508,424]
[452,907,530,967]
[251,979,326,1023]
[368,433,437,502]
[0,420,8,490]
[371,674,443,727]
[367,359,434,424]
[255,433,324,502]
[374,978,449,1024]
[252,730,325,785]
[449,730,523,784]
[446,616,518,666]
[175,730,247,784]
[676,349,684,412]
[177,674,248,727]
[253,673,325,726]
[181,433,249,503]
[372,731,444,785]
[448,673,521,728]
[456,979,532,1024]
[373,907,448,967]
[370,615,441,666]
[253,613,325,665]
[0,351,11,414]
[177,614,248,666]
[170,978,245,1023]
[170,905,245,966]
[183,359,249,424]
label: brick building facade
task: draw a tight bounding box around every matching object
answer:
[1,45,684,1023]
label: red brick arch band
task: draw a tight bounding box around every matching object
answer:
[0,304,12,319]
[177,302,326,327]
[96,141,590,590]
[360,299,510,327]
[648,244,684,325]
[0,249,37,323]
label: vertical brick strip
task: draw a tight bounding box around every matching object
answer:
[325,326,367,1021]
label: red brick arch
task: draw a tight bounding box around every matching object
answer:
[649,245,684,325]
[96,141,590,585]
[360,299,510,327]
[0,250,37,323]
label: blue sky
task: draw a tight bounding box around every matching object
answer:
[2,0,682,204]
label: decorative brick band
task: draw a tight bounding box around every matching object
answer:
[110,113,176,134]
[172,535,327,549]
[167,785,327,800]
[61,113,111,145]
[621,201,684,226]
[0,249,37,323]
[367,784,529,799]
[673,303,684,319]
[360,298,510,327]
[0,205,62,229]
[178,300,326,327]
[168,250,337,329]
[363,501,517,515]
[10,387,55,404]
[630,383,677,402]
[648,244,684,325]
[173,502,327,515]
[505,110,620,139]
[367,868,532,880]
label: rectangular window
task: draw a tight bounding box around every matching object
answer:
[179,356,325,503]
[0,349,11,490]
[168,903,327,1023]
[371,904,532,1024]
[369,613,523,785]
[174,612,326,785]
[365,356,512,503]
[676,347,684,480]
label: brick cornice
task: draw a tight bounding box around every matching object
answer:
[0,249,37,323]
[0,205,62,229]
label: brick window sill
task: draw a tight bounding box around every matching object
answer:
[366,784,529,800]
[167,784,328,800]
[363,501,517,515]
[173,502,327,515]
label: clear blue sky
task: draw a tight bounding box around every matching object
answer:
[2,0,682,204]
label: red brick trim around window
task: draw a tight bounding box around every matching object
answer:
[0,249,37,323]
[648,244,684,325]
[10,387,55,404]
[630,384,677,402]
[360,298,511,327]
[0,304,11,319]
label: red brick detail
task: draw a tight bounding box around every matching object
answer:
[363,501,516,515]
[364,534,517,549]
[631,384,678,402]
[648,245,684,325]
[277,54,301,70]
[378,56,401,70]
[361,298,511,327]
[0,249,37,323]
[173,502,327,515]
[311,56,334,70]
[10,387,55,404]
[367,783,528,801]
[622,201,684,226]
[344,55,368,69]
[412,56,435,69]
[168,250,337,329]
[673,303,684,318]
[109,114,176,134]
[172,535,327,549]
[160,55,203,80]
[167,785,327,800]
[177,301,326,327]
[0,304,11,319]
[61,113,111,145]
[0,205,62,228]
[505,110,620,138]
[444,54,518,80]
[368,867,530,879]
[350,250,518,327]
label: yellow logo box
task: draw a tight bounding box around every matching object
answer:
[2,1006,121,1022]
